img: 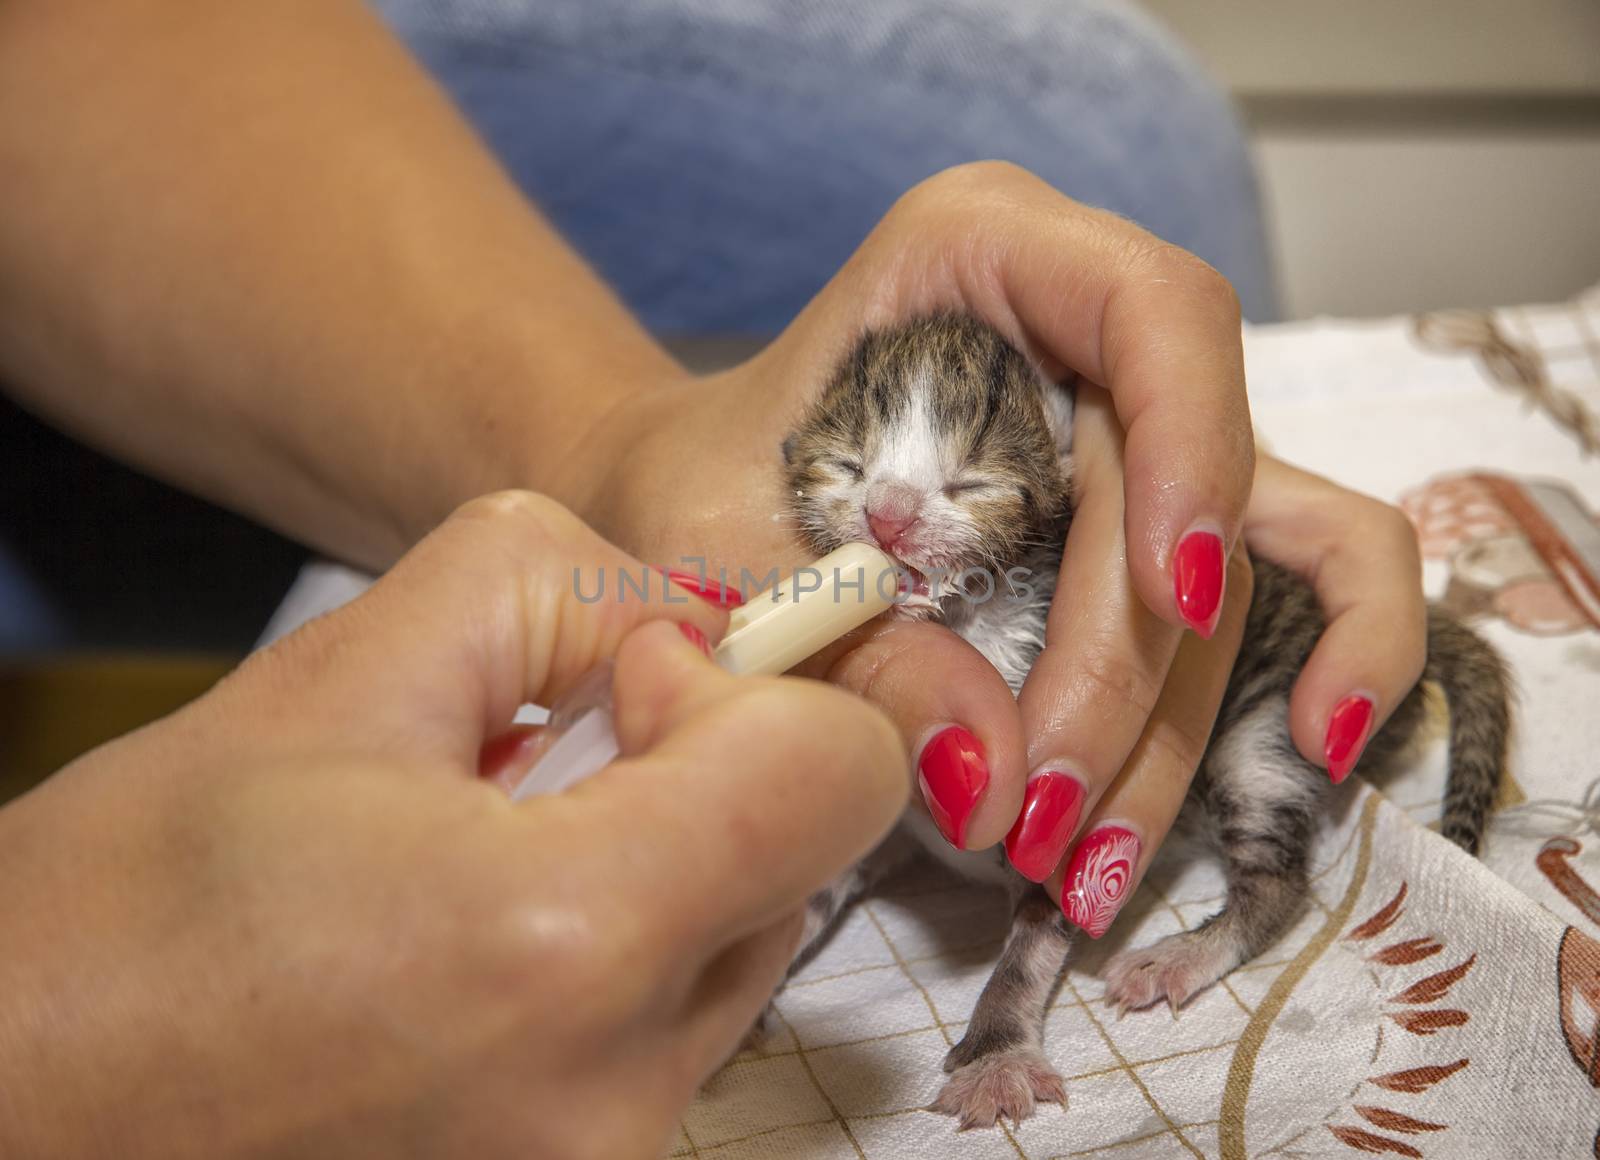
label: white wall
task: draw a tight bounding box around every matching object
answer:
[1138,0,1600,97]
[1137,0,1600,319]
[1257,128,1600,318]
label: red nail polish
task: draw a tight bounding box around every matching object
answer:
[477,726,542,782]
[1172,530,1225,638]
[1062,825,1141,938]
[1325,694,1375,784]
[1005,769,1086,882]
[676,622,713,657]
[658,567,745,608]
[917,727,989,849]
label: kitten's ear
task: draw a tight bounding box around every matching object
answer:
[781,433,798,465]
[1040,383,1075,462]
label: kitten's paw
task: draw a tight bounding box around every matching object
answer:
[930,1047,1066,1130]
[940,1031,990,1074]
[1102,931,1237,1017]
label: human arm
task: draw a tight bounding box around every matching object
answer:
[0,493,906,1159]
[0,0,677,569]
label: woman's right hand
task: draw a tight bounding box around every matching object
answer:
[0,494,906,1160]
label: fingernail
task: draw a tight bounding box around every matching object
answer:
[1325,694,1375,784]
[677,622,714,658]
[1062,824,1141,939]
[1005,767,1086,882]
[916,726,989,849]
[658,567,745,608]
[1172,529,1225,638]
[477,726,541,782]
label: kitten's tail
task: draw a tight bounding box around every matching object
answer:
[1425,608,1512,855]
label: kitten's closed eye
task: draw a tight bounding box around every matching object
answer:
[830,457,864,479]
[943,479,988,497]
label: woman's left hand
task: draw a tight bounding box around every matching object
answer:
[581,162,1255,880]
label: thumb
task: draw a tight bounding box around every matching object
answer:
[567,620,908,950]
[221,492,728,770]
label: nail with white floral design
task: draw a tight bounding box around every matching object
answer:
[1062,824,1142,939]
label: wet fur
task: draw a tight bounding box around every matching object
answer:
[773,314,1512,1129]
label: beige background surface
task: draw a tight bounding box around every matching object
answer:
[1136,0,1600,319]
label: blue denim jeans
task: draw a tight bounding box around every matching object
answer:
[375,0,1279,332]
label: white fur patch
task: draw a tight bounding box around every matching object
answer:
[875,380,947,493]
[855,375,984,571]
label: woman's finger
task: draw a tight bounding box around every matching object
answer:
[592,621,908,952]
[1243,457,1428,780]
[1004,206,1253,637]
[1011,385,1184,883]
[228,490,729,769]
[1045,548,1254,936]
[679,910,808,1077]
[816,618,1030,853]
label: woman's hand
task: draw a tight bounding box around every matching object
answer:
[1038,448,1428,932]
[1243,455,1428,781]
[0,494,905,1160]
[582,162,1255,869]
[577,160,1424,937]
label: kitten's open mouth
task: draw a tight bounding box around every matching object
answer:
[897,565,932,599]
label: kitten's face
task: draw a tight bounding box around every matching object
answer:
[783,317,1072,603]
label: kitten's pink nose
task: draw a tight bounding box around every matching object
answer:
[868,509,918,549]
[865,481,924,550]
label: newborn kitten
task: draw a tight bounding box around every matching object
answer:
[777,313,1510,1129]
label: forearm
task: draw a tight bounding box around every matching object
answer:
[0,0,679,567]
